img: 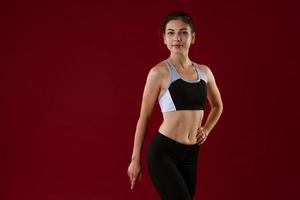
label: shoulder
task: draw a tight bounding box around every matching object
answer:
[194,63,215,83]
[194,62,211,74]
[147,60,168,80]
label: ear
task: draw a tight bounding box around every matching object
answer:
[191,32,195,44]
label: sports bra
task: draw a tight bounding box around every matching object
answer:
[158,58,207,112]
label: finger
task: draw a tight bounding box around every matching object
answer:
[196,133,202,139]
[131,177,136,189]
[198,137,205,144]
[200,138,206,144]
[197,133,204,140]
[129,174,133,187]
[196,134,202,141]
[196,139,202,145]
[197,130,204,136]
[129,172,133,181]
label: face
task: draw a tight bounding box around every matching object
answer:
[163,19,195,53]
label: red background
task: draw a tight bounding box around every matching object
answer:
[2,0,300,199]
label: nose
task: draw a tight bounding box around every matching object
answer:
[174,32,182,41]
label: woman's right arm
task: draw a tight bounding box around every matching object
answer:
[127,66,162,189]
[131,67,162,162]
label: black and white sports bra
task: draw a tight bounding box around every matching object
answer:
[158,58,207,112]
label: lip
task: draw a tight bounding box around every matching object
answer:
[173,45,182,47]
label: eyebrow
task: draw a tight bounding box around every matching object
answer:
[166,28,188,31]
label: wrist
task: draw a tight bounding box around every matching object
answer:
[202,127,210,136]
[131,156,140,162]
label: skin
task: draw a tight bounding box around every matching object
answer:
[127,19,223,190]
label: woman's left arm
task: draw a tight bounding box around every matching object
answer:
[201,65,223,137]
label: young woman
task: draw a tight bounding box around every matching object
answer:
[127,11,223,200]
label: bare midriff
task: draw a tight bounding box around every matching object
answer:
[158,110,204,145]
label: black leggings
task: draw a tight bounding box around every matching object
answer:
[147,131,200,200]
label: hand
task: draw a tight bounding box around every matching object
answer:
[127,160,142,190]
[196,127,209,145]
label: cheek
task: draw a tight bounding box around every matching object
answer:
[165,38,172,44]
[185,37,193,43]
[183,35,191,40]
[166,36,172,41]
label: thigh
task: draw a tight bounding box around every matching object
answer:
[178,149,199,198]
[147,158,192,200]
[147,150,192,200]
[178,159,198,198]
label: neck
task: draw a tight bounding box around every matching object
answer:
[169,53,191,69]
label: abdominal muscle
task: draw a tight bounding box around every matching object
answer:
[158,110,204,145]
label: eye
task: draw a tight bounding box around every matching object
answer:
[182,31,188,35]
[167,32,174,35]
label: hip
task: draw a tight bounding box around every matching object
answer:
[147,131,200,163]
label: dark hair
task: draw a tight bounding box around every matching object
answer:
[160,11,195,34]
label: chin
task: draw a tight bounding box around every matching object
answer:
[173,48,184,52]
[172,51,184,55]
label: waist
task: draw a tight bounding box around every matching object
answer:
[158,110,204,145]
[153,131,200,150]
[157,129,198,145]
